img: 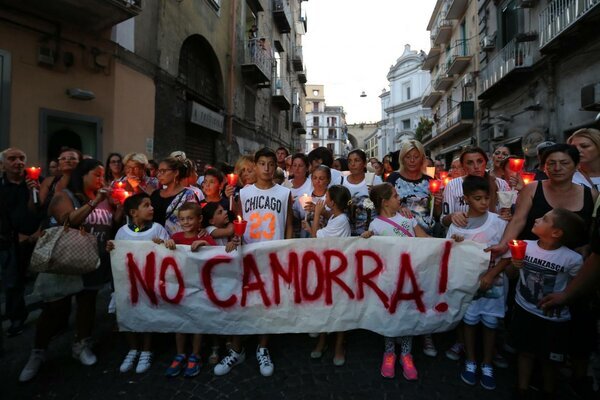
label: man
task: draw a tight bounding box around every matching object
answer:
[0,148,41,337]
[275,147,289,172]
[531,141,555,181]
[307,146,343,186]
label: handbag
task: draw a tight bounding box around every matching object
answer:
[30,220,100,275]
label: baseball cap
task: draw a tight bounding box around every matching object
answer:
[536,141,556,154]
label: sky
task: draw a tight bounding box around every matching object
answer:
[302,0,437,124]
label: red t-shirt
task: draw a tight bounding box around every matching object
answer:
[171,232,217,246]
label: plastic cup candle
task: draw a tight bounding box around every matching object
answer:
[428,179,441,194]
[26,167,42,203]
[508,158,525,173]
[383,172,390,181]
[226,173,239,187]
[443,177,450,187]
[298,193,313,221]
[521,171,536,186]
[439,171,448,181]
[426,166,436,178]
[508,240,527,261]
[233,215,248,237]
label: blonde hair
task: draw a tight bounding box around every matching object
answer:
[123,152,149,167]
[397,139,426,173]
[234,155,256,185]
[567,128,600,157]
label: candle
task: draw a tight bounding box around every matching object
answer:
[426,166,436,178]
[115,181,124,189]
[233,215,248,237]
[508,240,527,262]
[226,173,239,187]
[298,193,313,209]
[508,158,525,173]
[439,171,448,181]
[383,172,390,182]
[26,166,42,203]
[428,179,441,194]
[520,171,536,186]
[443,177,450,187]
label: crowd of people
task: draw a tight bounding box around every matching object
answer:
[0,127,599,399]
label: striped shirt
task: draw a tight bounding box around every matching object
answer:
[441,176,510,218]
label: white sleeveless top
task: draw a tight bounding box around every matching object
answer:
[240,184,291,244]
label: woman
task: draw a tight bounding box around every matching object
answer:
[288,154,312,237]
[369,157,385,179]
[20,159,122,382]
[39,148,81,221]
[150,157,200,235]
[296,165,331,238]
[448,157,465,179]
[490,146,510,180]
[235,155,257,188]
[146,160,159,178]
[343,149,382,236]
[567,128,600,192]
[47,159,59,178]
[104,153,124,185]
[332,157,348,172]
[120,153,159,196]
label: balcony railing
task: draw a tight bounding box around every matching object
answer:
[292,105,304,128]
[327,131,338,140]
[436,101,474,135]
[422,46,442,71]
[479,38,534,97]
[431,12,453,45]
[272,77,291,110]
[433,64,453,91]
[273,0,292,33]
[539,0,600,49]
[447,39,473,75]
[298,67,307,84]
[292,46,303,71]
[241,40,273,84]
[421,84,444,108]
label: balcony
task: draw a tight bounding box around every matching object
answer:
[431,14,453,46]
[421,86,444,108]
[296,14,307,34]
[273,0,292,34]
[478,38,534,99]
[0,0,142,32]
[446,0,468,20]
[426,101,474,146]
[292,105,304,129]
[433,64,454,91]
[539,0,600,51]
[298,68,307,84]
[447,39,473,75]
[241,40,273,84]
[327,132,338,140]
[272,77,291,110]
[422,46,442,71]
[292,46,303,71]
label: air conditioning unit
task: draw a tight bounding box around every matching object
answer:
[492,124,505,140]
[462,73,474,87]
[581,82,600,111]
[481,36,495,51]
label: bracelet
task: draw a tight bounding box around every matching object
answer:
[87,200,98,209]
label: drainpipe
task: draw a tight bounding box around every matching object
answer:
[227,0,237,150]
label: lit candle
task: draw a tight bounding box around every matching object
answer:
[428,179,441,194]
[226,173,239,187]
[520,171,536,186]
[443,177,450,187]
[508,240,527,262]
[383,172,390,182]
[508,158,525,173]
[298,193,313,221]
[233,215,248,237]
[439,171,448,181]
[26,166,42,203]
[426,166,436,178]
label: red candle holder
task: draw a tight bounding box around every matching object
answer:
[508,240,527,261]
[520,172,536,186]
[508,158,525,173]
[26,166,42,180]
[383,172,390,181]
[233,216,248,236]
[428,179,441,194]
[226,173,239,187]
[443,177,450,187]
[439,171,448,181]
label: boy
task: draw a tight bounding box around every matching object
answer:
[446,176,511,390]
[214,148,293,377]
[510,208,584,399]
[107,193,170,374]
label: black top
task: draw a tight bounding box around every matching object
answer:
[150,190,177,226]
[519,181,594,247]
[0,173,41,237]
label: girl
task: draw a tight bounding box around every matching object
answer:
[305,185,351,366]
[163,202,216,378]
[105,152,124,186]
[297,165,331,237]
[361,183,430,381]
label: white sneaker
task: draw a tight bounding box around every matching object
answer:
[72,338,97,366]
[19,349,46,382]
[108,292,116,314]
[214,348,245,376]
[422,334,438,357]
[119,350,139,373]
[256,346,274,377]
[135,351,152,374]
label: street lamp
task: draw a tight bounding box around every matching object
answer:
[360,91,367,97]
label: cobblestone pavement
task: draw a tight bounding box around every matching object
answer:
[0,288,586,400]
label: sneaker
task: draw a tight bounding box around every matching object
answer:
[184,354,201,378]
[380,352,396,378]
[208,346,219,365]
[480,363,496,390]
[119,350,139,373]
[400,354,418,381]
[107,292,116,314]
[460,360,477,386]
[445,342,465,361]
[19,349,46,382]
[72,338,97,366]
[135,351,152,374]
[422,335,437,357]
[492,353,508,369]
[165,354,186,377]
[214,348,245,376]
[256,346,274,377]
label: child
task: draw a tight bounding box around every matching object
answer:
[201,201,237,251]
[509,208,584,399]
[361,183,431,381]
[305,185,351,365]
[446,176,511,390]
[164,202,217,378]
[107,193,170,374]
[214,148,293,377]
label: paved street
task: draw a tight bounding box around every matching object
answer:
[0,288,586,400]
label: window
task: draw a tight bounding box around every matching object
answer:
[244,88,255,121]
[272,115,279,137]
[313,102,319,112]
[402,119,411,130]
[312,143,319,149]
[327,117,337,127]
[406,86,411,100]
[501,0,519,46]
[328,128,337,139]
[403,83,411,101]
[311,128,318,138]
[313,116,319,126]
[327,143,335,153]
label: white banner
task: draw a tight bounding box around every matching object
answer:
[110,238,488,337]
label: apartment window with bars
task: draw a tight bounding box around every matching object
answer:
[313,116,319,126]
[327,143,335,153]
[313,102,319,112]
[311,128,318,138]
[402,119,411,130]
[328,128,337,139]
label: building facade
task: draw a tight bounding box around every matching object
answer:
[377,44,432,159]
[304,84,348,157]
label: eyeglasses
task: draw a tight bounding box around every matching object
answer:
[109,160,122,164]
[157,168,175,175]
[58,156,78,161]
[125,165,142,172]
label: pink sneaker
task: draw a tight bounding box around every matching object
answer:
[380,352,396,378]
[400,354,418,381]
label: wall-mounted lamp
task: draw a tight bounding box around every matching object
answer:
[360,91,367,97]
[66,88,95,100]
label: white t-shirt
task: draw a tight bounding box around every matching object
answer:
[343,174,383,235]
[206,225,229,246]
[316,214,351,238]
[442,176,510,219]
[572,170,600,192]
[446,212,509,318]
[289,178,313,204]
[115,222,170,242]
[368,213,418,237]
[240,184,290,244]
[329,168,345,187]
[515,240,582,321]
